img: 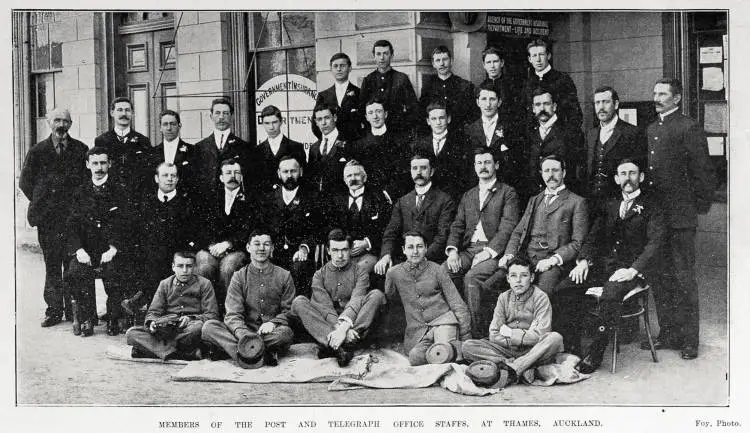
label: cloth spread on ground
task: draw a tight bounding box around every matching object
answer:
[106,344,189,365]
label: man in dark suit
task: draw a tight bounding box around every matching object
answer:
[123,162,198,317]
[307,103,350,195]
[483,155,589,295]
[195,158,255,314]
[585,86,647,209]
[254,105,306,195]
[375,153,456,276]
[65,147,128,336]
[554,159,666,372]
[444,148,521,338]
[479,45,520,125]
[413,101,472,200]
[350,96,411,200]
[418,45,478,133]
[328,160,392,274]
[260,156,325,298]
[525,86,585,196]
[313,53,364,142]
[522,38,583,131]
[194,98,252,204]
[360,39,418,138]
[94,96,152,202]
[465,83,522,192]
[147,109,198,199]
[20,107,89,327]
[645,78,716,360]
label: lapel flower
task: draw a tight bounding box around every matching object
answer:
[293,198,301,206]
[132,136,138,143]
[346,90,355,97]
[228,139,236,144]
[495,128,504,138]
[490,186,498,193]
[633,204,644,214]
[236,192,246,202]
[179,145,187,152]
[123,136,129,144]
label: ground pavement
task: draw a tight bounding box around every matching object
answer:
[14,204,727,406]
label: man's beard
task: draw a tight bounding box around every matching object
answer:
[283,177,299,190]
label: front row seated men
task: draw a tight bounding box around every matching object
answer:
[65,146,127,336]
[385,231,471,366]
[195,158,252,314]
[202,229,295,367]
[554,159,665,373]
[444,147,520,338]
[125,251,219,360]
[482,154,589,295]
[292,229,386,367]
[463,256,564,387]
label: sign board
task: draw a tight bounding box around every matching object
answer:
[486,14,550,38]
[254,74,318,147]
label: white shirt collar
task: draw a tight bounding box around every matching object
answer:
[225,186,240,199]
[659,106,680,120]
[92,174,109,186]
[539,113,558,130]
[414,181,432,196]
[432,130,448,142]
[482,113,499,126]
[163,138,180,163]
[158,189,178,202]
[349,186,365,198]
[267,133,284,151]
[535,64,552,78]
[371,125,387,136]
[599,114,618,131]
[114,126,131,137]
[320,128,339,153]
[544,184,566,195]
[479,178,497,192]
[282,186,299,205]
[622,189,641,201]
[214,129,231,147]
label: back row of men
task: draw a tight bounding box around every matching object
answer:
[21,38,716,372]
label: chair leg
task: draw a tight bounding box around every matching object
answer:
[643,297,659,363]
[611,329,618,374]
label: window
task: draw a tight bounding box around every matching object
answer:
[29,12,63,72]
[249,12,316,145]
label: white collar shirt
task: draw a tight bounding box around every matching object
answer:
[371,125,387,136]
[214,129,231,150]
[535,64,552,79]
[163,137,180,164]
[92,174,109,187]
[432,130,448,155]
[267,134,284,156]
[282,186,299,206]
[482,114,499,145]
[158,189,178,203]
[334,81,350,107]
[224,187,240,215]
[538,114,558,140]
[320,129,339,155]
[543,184,566,205]
[599,115,618,144]
[348,186,365,210]
[659,106,680,121]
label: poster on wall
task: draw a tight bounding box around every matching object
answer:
[254,74,318,148]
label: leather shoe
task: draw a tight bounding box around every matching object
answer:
[317,345,336,359]
[681,345,698,360]
[575,354,602,374]
[263,351,279,367]
[41,316,61,328]
[335,347,354,367]
[641,335,681,350]
[106,319,120,336]
[81,320,94,337]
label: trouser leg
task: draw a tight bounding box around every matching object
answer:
[461,338,517,364]
[351,253,377,275]
[536,267,565,296]
[551,278,589,355]
[349,290,386,336]
[201,319,240,361]
[218,252,247,314]
[291,296,338,345]
[408,325,457,366]
[65,258,97,322]
[671,229,699,347]
[174,320,206,354]
[290,259,315,299]
[464,259,503,339]
[38,224,67,318]
[261,325,294,354]
[506,332,564,375]
[480,268,508,296]
[651,238,678,339]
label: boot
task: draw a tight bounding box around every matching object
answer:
[120,291,143,316]
[576,327,609,374]
[107,318,120,336]
[71,299,81,336]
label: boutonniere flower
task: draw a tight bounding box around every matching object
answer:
[228,139,236,144]
[123,136,129,144]
[132,136,138,143]
[236,192,246,202]
[490,187,498,193]
[293,199,300,206]
[179,145,187,152]
[633,204,644,214]
[346,90,355,97]
[495,128,504,138]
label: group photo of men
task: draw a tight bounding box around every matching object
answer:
[18,27,723,399]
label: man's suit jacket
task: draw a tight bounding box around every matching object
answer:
[19,135,89,228]
[413,129,472,200]
[329,186,392,256]
[380,186,456,263]
[418,74,479,131]
[585,119,646,200]
[646,111,716,229]
[194,132,252,200]
[261,185,325,255]
[66,178,129,258]
[200,188,256,251]
[523,68,583,129]
[504,188,589,265]
[360,68,418,136]
[526,120,585,193]
[447,182,520,255]
[465,115,523,189]
[94,129,152,202]
[314,83,364,142]
[148,139,198,198]
[137,190,198,259]
[350,128,411,199]
[307,136,349,195]
[579,190,666,277]
[253,136,306,195]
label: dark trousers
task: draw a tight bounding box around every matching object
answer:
[126,319,204,360]
[272,248,315,299]
[37,223,70,319]
[64,258,120,322]
[652,228,699,346]
[553,273,640,354]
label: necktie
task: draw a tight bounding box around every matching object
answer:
[322,138,329,156]
[349,195,360,213]
[162,195,168,203]
[218,133,224,150]
[55,143,62,155]
[433,137,442,156]
[544,193,555,207]
[416,193,425,211]
[620,198,633,219]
